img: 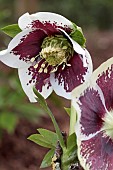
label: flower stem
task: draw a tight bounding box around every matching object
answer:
[69,104,77,135]
[33,88,66,149]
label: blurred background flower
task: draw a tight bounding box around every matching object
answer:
[0,0,113,170]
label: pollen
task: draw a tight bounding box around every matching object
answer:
[41,63,45,68]
[44,67,48,73]
[30,57,35,62]
[34,63,38,68]
[38,68,43,73]
[51,67,58,73]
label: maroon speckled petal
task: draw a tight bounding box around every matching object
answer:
[54,53,88,93]
[11,29,47,62]
[35,71,52,93]
[31,20,71,36]
[18,63,53,102]
[78,87,106,136]
[96,64,113,111]
[28,59,52,93]
[79,131,113,170]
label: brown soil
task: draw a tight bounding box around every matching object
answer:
[0,30,113,170]
[0,98,70,170]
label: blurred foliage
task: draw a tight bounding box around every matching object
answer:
[0,0,112,51]
[0,0,14,27]
[0,0,113,30]
[39,0,113,30]
[0,70,45,136]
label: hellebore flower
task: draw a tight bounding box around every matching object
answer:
[0,12,92,102]
[72,57,113,170]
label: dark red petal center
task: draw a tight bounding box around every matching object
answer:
[31,20,72,36]
[54,53,88,92]
[28,59,52,92]
[11,29,47,62]
[78,87,106,136]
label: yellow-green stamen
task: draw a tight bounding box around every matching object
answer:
[40,35,74,67]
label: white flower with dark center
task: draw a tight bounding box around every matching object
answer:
[72,57,113,170]
[0,12,92,102]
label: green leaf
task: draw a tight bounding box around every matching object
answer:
[38,128,58,147]
[0,112,18,133]
[33,88,65,149]
[67,133,77,151]
[40,149,54,168]
[1,24,21,37]
[64,107,71,116]
[61,133,77,167]
[70,23,86,47]
[28,134,55,148]
[67,133,77,163]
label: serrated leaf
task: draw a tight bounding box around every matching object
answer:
[28,134,55,148]
[64,107,71,116]
[40,149,54,168]
[0,112,18,133]
[70,23,86,47]
[1,24,21,37]
[33,88,65,149]
[38,128,58,147]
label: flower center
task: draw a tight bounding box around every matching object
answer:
[40,35,74,67]
[102,110,113,139]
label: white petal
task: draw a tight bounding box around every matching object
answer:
[82,49,93,81]
[0,49,7,55]
[18,12,73,30]
[0,49,29,68]
[0,29,35,68]
[50,73,71,99]
[18,12,32,30]
[18,67,53,102]
[90,56,113,84]
[84,49,93,70]
[18,67,37,102]
[39,83,53,99]
[58,28,85,56]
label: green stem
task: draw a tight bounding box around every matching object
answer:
[69,103,77,135]
[61,148,69,170]
[34,88,66,149]
[46,107,66,149]
[61,148,78,170]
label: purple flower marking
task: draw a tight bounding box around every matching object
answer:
[72,58,113,170]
